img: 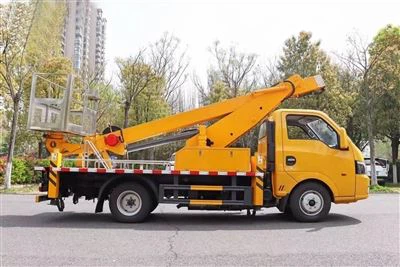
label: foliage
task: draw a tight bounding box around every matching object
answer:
[1,1,39,188]
[369,184,400,193]
[1,0,69,187]
[370,25,400,164]
[0,157,5,184]
[149,32,189,110]
[116,53,164,128]
[201,80,229,105]
[196,41,258,105]
[96,82,123,132]
[26,1,66,64]
[194,41,259,151]
[0,156,48,185]
[277,32,352,127]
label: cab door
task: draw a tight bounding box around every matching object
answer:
[281,112,355,197]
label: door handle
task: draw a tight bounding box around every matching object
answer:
[286,156,296,166]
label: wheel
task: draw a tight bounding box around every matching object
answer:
[288,182,331,222]
[109,182,152,223]
[283,205,292,216]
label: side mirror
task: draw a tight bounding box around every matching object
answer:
[339,127,349,150]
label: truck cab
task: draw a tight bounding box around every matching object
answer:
[256,109,369,221]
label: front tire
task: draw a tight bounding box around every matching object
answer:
[109,182,152,223]
[289,182,331,222]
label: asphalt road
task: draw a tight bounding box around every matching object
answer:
[0,194,399,266]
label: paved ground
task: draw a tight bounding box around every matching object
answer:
[0,194,399,266]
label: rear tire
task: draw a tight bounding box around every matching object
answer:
[289,182,331,222]
[109,182,152,223]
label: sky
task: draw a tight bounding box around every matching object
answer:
[97,0,399,93]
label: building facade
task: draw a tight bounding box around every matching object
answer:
[62,0,106,80]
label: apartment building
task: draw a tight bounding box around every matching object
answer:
[61,0,106,80]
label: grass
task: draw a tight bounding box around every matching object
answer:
[370,184,400,193]
[0,184,39,194]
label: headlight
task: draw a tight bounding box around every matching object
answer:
[355,161,366,174]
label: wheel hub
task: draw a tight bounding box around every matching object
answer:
[299,190,324,216]
[117,190,142,216]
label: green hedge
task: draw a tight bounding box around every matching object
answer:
[0,157,50,185]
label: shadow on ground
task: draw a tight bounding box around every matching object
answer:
[0,210,361,232]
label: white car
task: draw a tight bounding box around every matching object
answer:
[365,157,389,184]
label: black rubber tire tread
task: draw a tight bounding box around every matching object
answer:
[109,182,152,223]
[289,181,331,222]
[284,205,292,216]
[150,199,158,213]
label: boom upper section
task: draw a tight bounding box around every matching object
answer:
[43,74,325,163]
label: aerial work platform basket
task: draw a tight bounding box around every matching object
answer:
[27,73,99,136]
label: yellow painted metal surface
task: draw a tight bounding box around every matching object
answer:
[355,174,369,200]
[38,72,371,208]
[48,150,62,199]
[190,199,223,205]
[260,109,368,203]
[44,75,325,162]
[279,110,356,197]
[250,156,263,206]
[175,147,251,171]
[191,185,223,191]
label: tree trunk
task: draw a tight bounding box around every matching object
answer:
[391,135,399,184]
[4,100,20,189]
[123,103,130,128]
[364,79,377,186]
[367,115,377,185]
[38,140,42,159]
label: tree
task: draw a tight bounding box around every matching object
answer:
[96,82,122,132]
[339,32,393,185]
[336,67,366,148]
[277,32,352,128]
[257,58,280,87]
[195,41,258,104]
[0,1,39,188]
[1,0,67,187]
[370,25,400,183]
[194,41,258,150]
[116,51,160,128]
[149,33,189,111]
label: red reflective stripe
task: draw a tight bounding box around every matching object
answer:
[171,170,180,175]
[227,171,236,176]
[209,171,218,176]
[79,168,88,172]
[152,169,162,175]
[134,169,143,174]
[97,168,107,173]
[115,169,125,174]
[189,171,199,175]
[61,167,70,172]
[246,172,254,176]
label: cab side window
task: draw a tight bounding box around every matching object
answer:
[286,115,339,148]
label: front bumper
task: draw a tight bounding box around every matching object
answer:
[355,174,369,200]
